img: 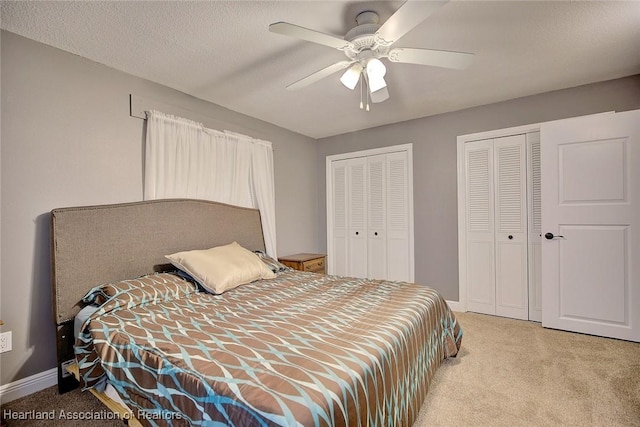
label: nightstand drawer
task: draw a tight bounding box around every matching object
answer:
[302,257,325,273]
[278,253,326,274]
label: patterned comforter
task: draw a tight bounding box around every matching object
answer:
[76,270,462,427]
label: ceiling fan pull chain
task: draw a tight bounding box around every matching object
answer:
[363,76,370,112]
[359,75,364,110]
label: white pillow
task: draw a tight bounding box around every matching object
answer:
[165,241,276,294]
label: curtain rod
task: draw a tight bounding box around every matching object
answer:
[129,94,278,140]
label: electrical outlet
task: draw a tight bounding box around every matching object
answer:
[61,359,75,378]
[0,331,12,353]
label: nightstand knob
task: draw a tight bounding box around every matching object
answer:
[355,231,359,235]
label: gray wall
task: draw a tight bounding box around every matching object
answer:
[316,74,640,301]
[0,31,320,385]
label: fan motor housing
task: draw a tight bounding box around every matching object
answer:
[344,11,385,58]
[345,24,379,46]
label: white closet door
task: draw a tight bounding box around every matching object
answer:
[465,140,496,314]
[494,135,528,320]
[331,160,349,276]
[527,132,542,321]
[327,144,414,281]
[386,151,411,281]
[348,157,368,278]
[367,154,387,280]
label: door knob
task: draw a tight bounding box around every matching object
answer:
[545,232,565,240]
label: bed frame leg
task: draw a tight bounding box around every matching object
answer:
[56,322,79,394]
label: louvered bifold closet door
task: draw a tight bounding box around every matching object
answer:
[465,140,496,314]
[348,157,368,278]
[331,160,349,276]
[386,151,411,282]
[527,132,542,321]
[494,135,528,320]
[367,154,387,280]
[327,144,414,280]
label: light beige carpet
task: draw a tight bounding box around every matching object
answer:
[2,311,638,426]
[414,312,640,427]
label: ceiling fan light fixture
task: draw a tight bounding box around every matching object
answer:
[340,63,363,90]
[365,58,387,93]
[368,74,387,93]
[366,58,386,78]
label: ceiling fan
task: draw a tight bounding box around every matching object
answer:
[269,0,473,110]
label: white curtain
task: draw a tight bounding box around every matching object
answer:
[144,110,278,257]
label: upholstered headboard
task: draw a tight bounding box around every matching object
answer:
[51,199,266,326]
[51,199,266,393]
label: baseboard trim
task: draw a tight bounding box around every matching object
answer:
[0,368,57,404]
[446,300,463,312]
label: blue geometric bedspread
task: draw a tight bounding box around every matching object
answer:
[76,270,462,426]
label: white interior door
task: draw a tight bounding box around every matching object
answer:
[327,144,414,281]
[348,157,368,278]
[464,139,496,315]
[494,135,528,320]
[541,110,640,342]
[527,132,542,322]
[367,154,387,279]
[386,151,411,282]
[330,160,349,276]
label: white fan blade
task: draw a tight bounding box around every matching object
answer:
[286,61,353,91]
[388,47,473,70]
[370,86,389,104]
[269,22,353,50]
[375,0,449,46]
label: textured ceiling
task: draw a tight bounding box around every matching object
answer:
[2,1,639,139]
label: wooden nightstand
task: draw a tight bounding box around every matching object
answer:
[278,253,326,274]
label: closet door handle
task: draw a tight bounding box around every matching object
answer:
[544,232,565,240]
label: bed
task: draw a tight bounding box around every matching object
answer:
[51,199,462,426]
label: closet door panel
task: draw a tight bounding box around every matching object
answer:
[527,133,542,321]
[331,160,349,276]
[367,155,387,280]
[348,157,368,278]
[468,241,495,307]
[465,140,495,314]
[386,151,411,282]
[495,242,528,318]
[494,135,528,320]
